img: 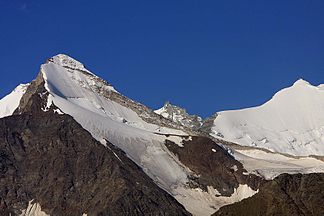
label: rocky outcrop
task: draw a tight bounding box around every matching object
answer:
[200,114,221,137]
[165,136,263,197]
[0,83,190,215]
[155,102,203,130]
[214,173,324,216]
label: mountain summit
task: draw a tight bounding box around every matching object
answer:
[292,78,312,86]
[47,54,94,75]
[155,102,203,130]
[210,79,324,156]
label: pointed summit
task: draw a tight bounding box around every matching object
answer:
[292,78,311,87]
[155,102,202,130]
[46,54,95,75]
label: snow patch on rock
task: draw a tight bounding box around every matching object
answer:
[174,184,258,216]
[20,200,48,216]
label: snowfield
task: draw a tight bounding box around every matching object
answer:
[233,148,324,180]
[211,79,324,156]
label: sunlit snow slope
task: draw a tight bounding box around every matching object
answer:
[41,54,188,189]
[0,84,29,118]
[211,79,324,156]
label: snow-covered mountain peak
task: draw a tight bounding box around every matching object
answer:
[157,101,181,112]
[155,101,185,118]
[292,79,324,91]
[292,78,311,86]
[210,79,324,156]
[35,53,202,139]
[266,79,323,107]
[47,54,95,76]
[43,54,118,94]
[155,102,203,130]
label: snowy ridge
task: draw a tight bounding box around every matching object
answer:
[211,79,324,156]
[0,83,29,118]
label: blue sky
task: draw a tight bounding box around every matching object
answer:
[0,0,323,117]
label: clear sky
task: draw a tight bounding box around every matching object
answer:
[0,0,323,117]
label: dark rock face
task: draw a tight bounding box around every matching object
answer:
[165,136,263,196]
[214,173,324,216]
[0,105,190,215]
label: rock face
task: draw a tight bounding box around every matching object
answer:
[214,173,324,216]
[165,136,263,197]
[0,92,190,215]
